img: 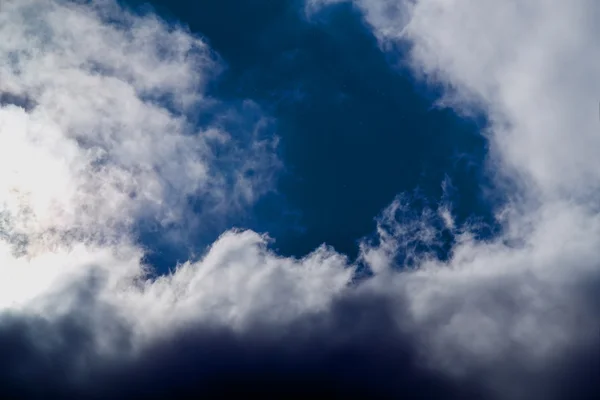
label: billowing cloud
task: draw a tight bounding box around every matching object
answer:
[0,0,279,250]
[0,0,290,336]
[2,0,600,399]
[307,0,600,397]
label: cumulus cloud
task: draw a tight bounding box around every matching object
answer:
[2,0,600,399]
[0,0,289,336]
[0,0,278,249]
[306,0,600,397]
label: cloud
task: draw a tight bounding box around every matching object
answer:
[0,0,285,325]
[2,0,600,399]
[312,0,600,199]
[1,290,491,399]
[305,0,600,397]
[0,0,278,250]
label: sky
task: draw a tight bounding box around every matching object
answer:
[126,0,497,267]
[0,0,599,399]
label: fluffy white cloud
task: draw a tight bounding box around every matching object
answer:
[0,0,278,248]
[0,0,356,364]
[313,0,600,199]
[0,0,287,312]
[305,0,600,396]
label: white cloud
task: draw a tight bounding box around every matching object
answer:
[0,0,278,246]
[0,0,355,368]
[0,0,285,309]
[314,0,600,200]
[305,0,600,396]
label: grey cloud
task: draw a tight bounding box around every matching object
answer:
[0,289,485,400]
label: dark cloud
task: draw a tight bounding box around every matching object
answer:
[2,286,600,400]
[0,92,35,111]
[0,292,486,400]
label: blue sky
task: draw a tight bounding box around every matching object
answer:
[127,0,497,269]
[1,1,600,399]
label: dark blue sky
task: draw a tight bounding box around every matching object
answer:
[123,0,497,270]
